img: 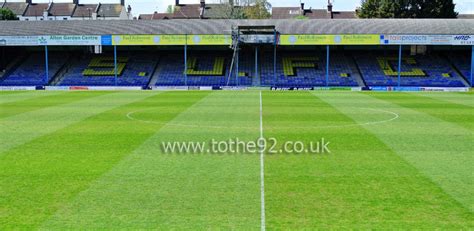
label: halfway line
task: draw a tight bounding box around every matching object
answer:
[259,91,266,231]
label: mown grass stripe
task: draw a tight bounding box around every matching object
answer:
[0,91,64,105]
[0,91,36,95]
[263,91,471,229]
[413,92,474,108]
[0,91,209,229]
[0,91,26,93]
[0,91,152,154]
[0,91,106,119]
[42,91,261,230]
[0,91,29,96]
[316,91,473,213]
[369,92,473,131]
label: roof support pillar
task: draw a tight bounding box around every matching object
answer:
[255,46,258,86]
[273,30,277,88]
[114,45,118,87]
[235,43,239,86]
[326,45,330,87]
[470,45,473,87]
[184,34,188,86]
[398,45,402,88]
[44,45,49,86]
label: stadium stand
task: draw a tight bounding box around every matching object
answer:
[156,53,229,86]
[260,52,359,87]
[446,52,472,83]
[57,54,156,87]
[0,53,67,86]
[354,53,467,87]
[235,51,255,86]
[155,52,253,87]
[154,54,186,86]
[0,20,472,88]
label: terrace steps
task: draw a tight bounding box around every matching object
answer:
[443,55,471,87]
[147,57,162,88]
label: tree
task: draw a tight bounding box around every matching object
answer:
[243,0,271,19]
[0,8,18,20]
[418,0,458,18]
[357,0,382,18]
[357,0,457,18]
[207,0,270,19]
[294,15,309,20]
[166,5,174,14]
[209,4,245,19]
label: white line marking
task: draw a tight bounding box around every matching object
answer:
[126,107,399,130]
[125,109,255,130]
[259,91,266,231]
[357,108,400,126]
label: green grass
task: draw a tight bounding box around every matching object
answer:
[0,90,472,229]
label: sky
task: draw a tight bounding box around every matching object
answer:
[8,0,474,17]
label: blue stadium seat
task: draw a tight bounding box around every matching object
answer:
[155,52,253,87]
[58,54,156,87]
[354,53,466,87]
[260,52,359,87]
[0,53,66,86]
[446,52,471,85]
[0,51,469,88]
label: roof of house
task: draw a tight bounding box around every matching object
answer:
[458,14,474,19]
[49,3,76,17]
[139,12,173,20]
[331,11,357,19]
[272,7,357,19]
[153,12,173,19]
[171,3,249,19]
[303,9,330,19]
[97,4,123,18]
[23,3,50,17]
[0,19,472,36]
[138,14,153,20]
[173,4,201,19]
[271,7,302,19]
[2,2,29,16]
[72,4,98,18]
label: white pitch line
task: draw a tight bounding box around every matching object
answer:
[259,91,266,231]
[126,108,399,130]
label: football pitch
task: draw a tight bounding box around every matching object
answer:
[0,90,473,229]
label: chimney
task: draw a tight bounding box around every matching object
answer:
[26,0,32,4]
[73,0,79,4]
[199,0,205,18]
[120,0,124,6]
[43,9,48,19]
[127,5,131,13]
[327,0,333,19]
[300,3,304,11]
[175,0,179,6]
